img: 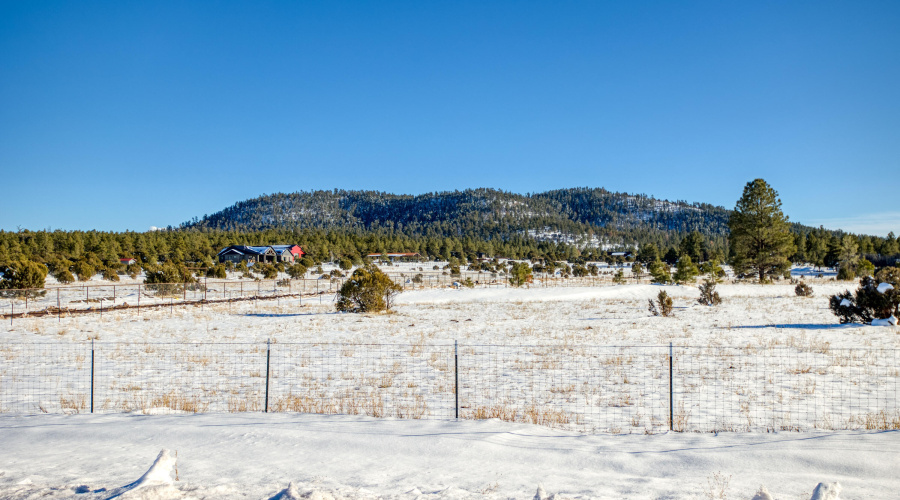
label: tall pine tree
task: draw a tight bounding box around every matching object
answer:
[728,179,796,282]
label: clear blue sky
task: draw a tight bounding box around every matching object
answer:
[2,1,898,235]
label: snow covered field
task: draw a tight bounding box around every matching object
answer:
[0,413,897,499]
[1,281,898,498]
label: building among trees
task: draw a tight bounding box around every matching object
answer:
[217,245,304,264]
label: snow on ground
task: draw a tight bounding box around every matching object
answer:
[4,282,887,348]
[0,413,896,500]
[2,281,898,498]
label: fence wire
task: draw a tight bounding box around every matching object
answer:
[0,342,897,433]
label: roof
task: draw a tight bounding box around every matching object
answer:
[366,253,421,258]
[218,244,303,256]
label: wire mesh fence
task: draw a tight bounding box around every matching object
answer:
[1,341,897,433]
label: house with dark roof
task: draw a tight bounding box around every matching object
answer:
[217,245,305,264]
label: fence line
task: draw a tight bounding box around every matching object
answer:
[1,341,897,433]
[1,271,644,322]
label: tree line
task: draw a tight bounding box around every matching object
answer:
[1,181,898,290]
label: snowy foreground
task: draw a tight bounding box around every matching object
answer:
[2,282,899,498]
[0,413,896,500]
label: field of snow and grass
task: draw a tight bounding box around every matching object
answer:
[1,275,898,498]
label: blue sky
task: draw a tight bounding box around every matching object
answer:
[1,1,898,235]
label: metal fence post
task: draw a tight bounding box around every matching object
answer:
[265,339,271,413]
[454,340,459,419]
[91,339,95,414]
[669,342,674,431]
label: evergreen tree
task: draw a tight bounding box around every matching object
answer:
[679,232,704,263]
[663,247,680,266]
[648,259,671,284]
[508,261,533,287]
[805,230,829,269]
[674,255,700,284]
[0,260,48,290]
[836,235,859,280]
[631,261,643,280]
[728,179,795,282]
[636,243,659,265]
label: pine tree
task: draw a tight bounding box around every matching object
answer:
[636,243,659,265]
[674,255,699,284]
[648,259,671,284]
[728,179,796,282]
[679,232,704,263]
[836,235,859,280]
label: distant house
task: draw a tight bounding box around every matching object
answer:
[366,252,423,262]
[610,252,632,258]
[120,258,137,266]
[217,245,305,264]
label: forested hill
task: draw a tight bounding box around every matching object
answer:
[186,188,732,247]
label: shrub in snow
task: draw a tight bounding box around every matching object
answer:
[53,267,75,285]
[648,290,673,317]
[836,265,856,281]
[612,268,626,284]
[72,260,95,282]
[206,264,227,279]
[286,263,308,279]
[255,263,278,279]
[144,262,196,296]
[126,262,142,279]
[829,270,900,324]
[101,266,120,282]
[795,282,814,297]
[697,278,722,306]
[335,265,402,313]
[0,259,48,296]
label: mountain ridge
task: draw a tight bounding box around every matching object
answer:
[185,187,734,247]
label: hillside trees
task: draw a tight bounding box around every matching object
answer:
[728,179,796,282]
